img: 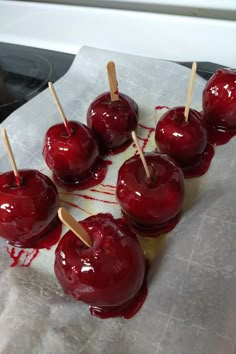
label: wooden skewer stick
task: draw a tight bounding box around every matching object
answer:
[107,61,119,101]
[184,62,197,122]
[1,128,21,186]
[58,207,93,248]
[131,131,152,183]
[48,81,71,136]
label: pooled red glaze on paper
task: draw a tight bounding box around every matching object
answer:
[140,128,155,152]
[6,247,40,267]
[53,160,112,191]
[4,220,62,267]
[100,183,116,189]
[155,105,170,110]
[54,160,111,191]
[89,189,116,196]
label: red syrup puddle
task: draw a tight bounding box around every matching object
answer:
[137,136,147,141]
[5,218,62,267]
[138,123,155,130]
[54,160,112,191]
[89,188,115,196]
[6,247,25,267]
[60,199,93,216]
[100,183,116,189]
[122,210,181,238]
[155,105,170,110]
[21,249,39,267]
[32,218,62,250]
[7,217,62,250]
[182,143,215,178]
[89,262,148,319]
[141,128,155,152]
[206,125,236,146]
[5,247,39,268]
[60,191,118,205]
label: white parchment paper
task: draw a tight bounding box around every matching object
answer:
[0,47,235,354]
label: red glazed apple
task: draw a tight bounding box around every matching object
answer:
[203,68,236,131]
[87,92,138,153]
[116,152,184,237]
[0,169,59,248]
[54,213,146,319]
[43,121,100,185]
[155,106,208,171]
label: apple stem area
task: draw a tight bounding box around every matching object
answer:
[184,62,197,122]
[48,81,72,137]
[58,207,93,247]
[131,131,153,184]
[107,61,120,101]
[1,128,21,187]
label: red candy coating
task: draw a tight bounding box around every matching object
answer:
[0,169,59,248]
[87,92,138,153]
[43,121,100,185]
[116,152,184,236]
[155,106,207,169]
[203,68,236,131]
[54,213,146,317]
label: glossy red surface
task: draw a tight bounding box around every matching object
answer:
[205,126,236,145]
[90,264,148,319]
[183,143,215,178]
[54,213,146,318]
[0,169,59,248]
[53,160,111,191]
[155,107,207,170]
[43,121,100,185]
[87,92,138,153]
[33,218,62,249]
[203,68,236,130]
[116,152,184,237]
[122,209,181,237]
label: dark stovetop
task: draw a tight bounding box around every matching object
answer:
[0,43,74,123]
[0,42,226,123]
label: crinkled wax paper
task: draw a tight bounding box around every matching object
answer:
[0,47,235,354]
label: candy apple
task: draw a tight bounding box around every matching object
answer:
[54,213,146,318]
[203,68,236,130]
[155,106,207,169]
[43,120,100,185]
[0,169,59,248]
[87,92,138,153]
[116,152,184,236]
